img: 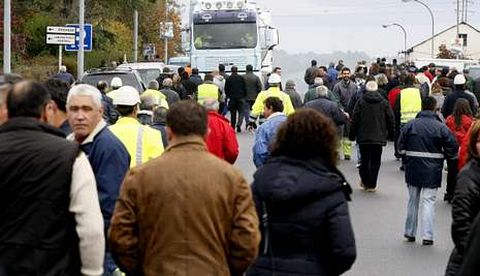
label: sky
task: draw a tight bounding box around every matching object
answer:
[258,0,480,57]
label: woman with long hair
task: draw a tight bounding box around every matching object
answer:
[247,109,356,276]
[446,120,480,275]
[445,99,474,202]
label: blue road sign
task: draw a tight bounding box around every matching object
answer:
[65,24,93,52]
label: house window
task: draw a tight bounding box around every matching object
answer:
[458,33,468,47]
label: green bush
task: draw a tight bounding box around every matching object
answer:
[23,13,58,57]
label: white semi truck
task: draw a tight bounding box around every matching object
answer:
[183,0,279,76]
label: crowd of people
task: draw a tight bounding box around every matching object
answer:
[1,56,480,275]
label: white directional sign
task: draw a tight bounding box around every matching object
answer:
[46,34,76,45]
[46,26,76,34]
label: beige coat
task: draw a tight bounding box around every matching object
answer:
[109,136,260,275]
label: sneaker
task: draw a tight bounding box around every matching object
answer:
[443,193,453,203]
[400,165,405,171]
[366,188,377,193]
[359,182,365,189]
[356,163,361,169]
[236,126,241,133]
[404,234,416,242]
[344,155,351,161]
[422,239,434,246]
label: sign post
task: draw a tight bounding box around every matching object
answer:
[46,26,76,71]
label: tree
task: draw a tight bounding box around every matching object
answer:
[437,44,456,59]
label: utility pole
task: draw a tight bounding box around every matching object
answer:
[134,10,138,62]
[456,0,460,37]
[461,0,465,22]
[164,0,169,64]
[3,0,11,74]
[78,0,85,80]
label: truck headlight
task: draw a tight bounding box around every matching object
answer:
[215,1,223,9]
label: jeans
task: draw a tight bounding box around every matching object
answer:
[404,185,438,241]
[242,100,255,127]
[359,144,382,188]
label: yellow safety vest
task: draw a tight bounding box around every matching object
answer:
[197,83,219,104]
[142,89,169,109]
[400,87,422,124]
[251,87,295,117]
[109,117,164,168]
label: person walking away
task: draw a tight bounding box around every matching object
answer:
[445,120,480,275]
[54,65,75,85]
[247,109,356,276]
[252,97,287,167]
[212,69,228,114]
[305,85,348,127]
[398,96,458,245]
[189,67,204,86]
[109,86,164,168]
[333,67,358,160]
[151,106,169,149]
[45,78,72,135]
[248,74,294,130]
[304,77,324,104]
[67,84,130,275]
[172,73,188,100]
[203,99,239,164]
[109,101,260,275]
[97,80,119,125]
[160,78,181,106]
[327,62,339,86]
[225,66,247,132]
[304,59,318,85]
[142,80,169,109]
[349,81,394,192]
[444,99,474,202]
[0,81,104,275]
[181,71,198,100]
[464,69,478,102]
[284,80,302,109]
[197,73,221,105]
[394,74,423,170]
[243,64,263,125]
[442,74,477,118]
[137,94,156,125]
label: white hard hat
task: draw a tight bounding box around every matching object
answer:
[110,77,123,88]
[113,86,140,106]
[268,73,282,84]
[454,74,466,85]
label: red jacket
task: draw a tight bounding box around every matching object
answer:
[388,87,401,109]
[206,111,239,164]
[446,115,474,170]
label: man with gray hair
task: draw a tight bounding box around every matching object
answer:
[54,65,75,85]
[349,80,394,192]
[305,85,348,127]
[66,84,130,275]
[203,98,239,164]
[160,78,181,106]
[304,77,337,104]
[142,80,169,109]
[151,106,169,148]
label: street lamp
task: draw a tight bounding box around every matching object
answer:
[382,23,408,63]
[402,0,435,58]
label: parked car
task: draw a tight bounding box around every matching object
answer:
[81,68,145,92]
[117,62,166,85]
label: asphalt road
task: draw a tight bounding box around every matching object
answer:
[234,132,453,276]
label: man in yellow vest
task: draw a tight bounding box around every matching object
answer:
[142,80,169,109]
[197,74,221,105]
[109,86,164,168]
[394,74,422,170]
[247,73,294,130]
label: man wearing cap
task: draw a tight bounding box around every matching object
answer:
[109,86,164,168]
[247,73,294,129]
[106,77,123,101]
[442,74,477,118]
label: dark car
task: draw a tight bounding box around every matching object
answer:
[81,68,146,92]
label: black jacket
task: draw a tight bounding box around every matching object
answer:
[349,91,394,145]
[460,210,480,276]
[243,72,263,101]
[225,73,247,100]
[160,88,181,106]
[398,111,458,188]
[247,157,356,276]
[305,96,347,126]
[446,158,480,276]
[441,89,476,118]
[0,118,81,275]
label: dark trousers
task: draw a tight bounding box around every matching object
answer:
[229,99,245,128]
[359,144,383,189]
[446,158,458,197]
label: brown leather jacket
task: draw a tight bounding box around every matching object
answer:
[109,136,260,275]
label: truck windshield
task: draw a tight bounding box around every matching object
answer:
[193,23,257,49]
